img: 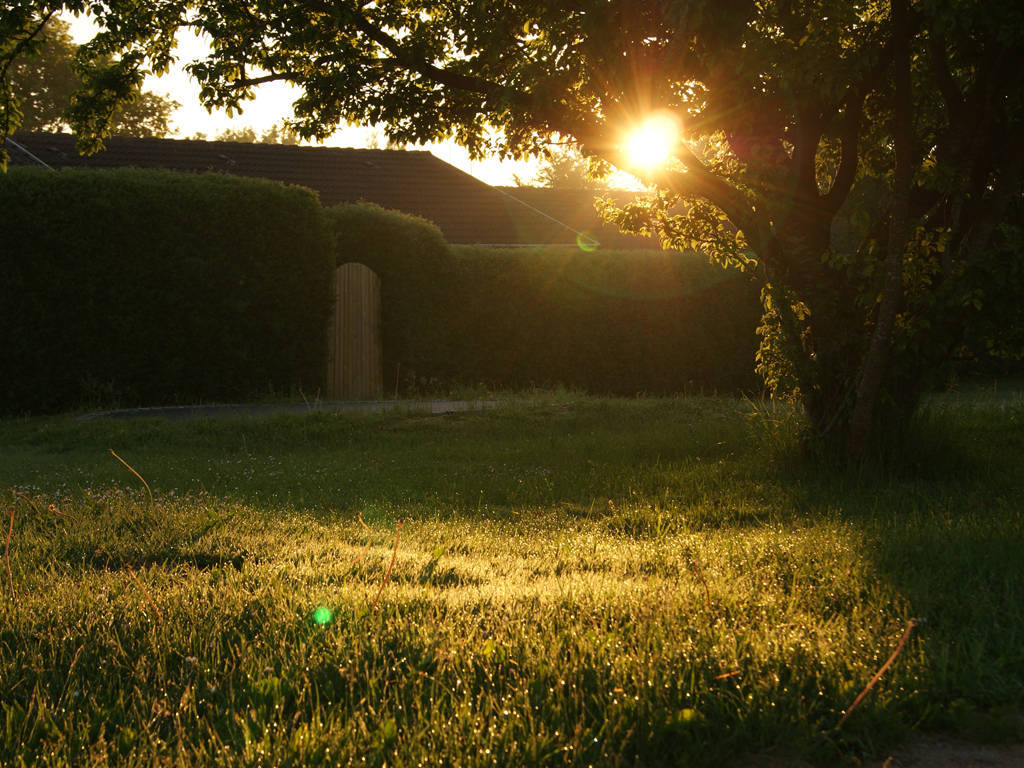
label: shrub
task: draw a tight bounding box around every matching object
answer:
[0,167,333,415]
[446,247,763,395]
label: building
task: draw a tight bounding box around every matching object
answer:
[6,132,656,248]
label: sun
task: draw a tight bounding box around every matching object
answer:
[624,113,681,170]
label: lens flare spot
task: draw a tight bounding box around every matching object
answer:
[312,606,333,625]
[576,232,599,252]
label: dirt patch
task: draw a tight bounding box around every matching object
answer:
[863,736,1024,767]
[733,737,1024,767]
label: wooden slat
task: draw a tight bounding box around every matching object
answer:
[327,263,383,399]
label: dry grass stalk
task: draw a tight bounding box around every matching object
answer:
[126,565,165,626]
[4,507,14,601]
[837,618,919,729]
[371,519,404,611]
[15,491,42,515]
[109,449,155,506]
[688,554,714,613]
[343,510,374,573]
[47,502,72,520]
[14,492,70,522]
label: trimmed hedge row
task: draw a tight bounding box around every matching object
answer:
[2,177,760,415]
[326,202,761,396]
[444,247,762,395]
[1,167,333,415]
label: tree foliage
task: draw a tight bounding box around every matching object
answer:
[200,122,301,145]
[519,145,610,190]
[2,1,1022,460]
[5,16,177,139]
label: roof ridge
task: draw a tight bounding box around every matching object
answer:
[9,130,433,156]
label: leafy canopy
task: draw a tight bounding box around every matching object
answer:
[8,17,178,137]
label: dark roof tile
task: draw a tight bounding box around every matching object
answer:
[495,186,662,249]
[7,132,586,245]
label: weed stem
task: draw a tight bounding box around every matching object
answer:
[15,491,42,515]
[837,618,919,729]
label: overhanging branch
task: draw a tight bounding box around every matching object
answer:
[345,7,497,96]
[822,23,902,215]
[228,72,297,89]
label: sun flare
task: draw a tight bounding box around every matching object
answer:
[624,113,680,170]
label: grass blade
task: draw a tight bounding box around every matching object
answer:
[4,507,14,601]
[109,449,154,506]
[344,510,373,574]
[371,519,404,611]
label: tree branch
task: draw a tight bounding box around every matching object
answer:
[791,108,822,199]
[345,8,495,96]
[959,128,1024,260]
[821,18,906,215]
[928,31,963,117]
[0,9,57,84]
[228,72,297,89]
[821,89,865,215]
[299,0,766,250]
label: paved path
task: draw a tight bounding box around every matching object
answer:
[76,399,501,422]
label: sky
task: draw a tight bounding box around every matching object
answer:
[64,13,541,187]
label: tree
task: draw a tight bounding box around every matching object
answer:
[6,17,177,139]
[206,123,301,145]
[521,145,609,190]
[364,128,406,150]
[3,1,1022,461]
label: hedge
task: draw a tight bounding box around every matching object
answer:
[325,202,761,396]
[446,247,763,395]
[1,167,333,415]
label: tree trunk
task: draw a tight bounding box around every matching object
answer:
[846,0,913,463]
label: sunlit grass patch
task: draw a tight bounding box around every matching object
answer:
[1,392,1022,766]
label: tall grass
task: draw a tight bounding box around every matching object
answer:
[1,392,1021,766]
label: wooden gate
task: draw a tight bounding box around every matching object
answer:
[327,263,383,399]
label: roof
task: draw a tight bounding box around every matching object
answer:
[6,131,597,246]
[496,186,663,250]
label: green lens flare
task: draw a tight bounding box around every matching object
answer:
[576,232,598,252]
[313,606,333,625]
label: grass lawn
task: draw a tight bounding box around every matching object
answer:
[1,390,1022,766]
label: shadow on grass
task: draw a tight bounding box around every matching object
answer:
[768,404,1024,749]
[1,397,782,525]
